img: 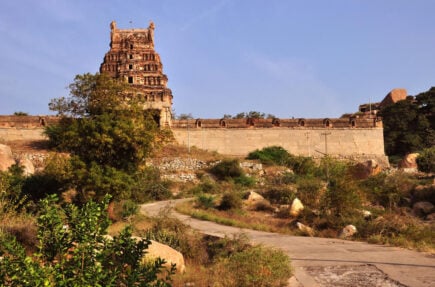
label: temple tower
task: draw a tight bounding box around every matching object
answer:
[100,21,173,127]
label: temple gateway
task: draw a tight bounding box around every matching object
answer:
[100,21,173,127]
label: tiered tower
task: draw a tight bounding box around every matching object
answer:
[100,21,173,127]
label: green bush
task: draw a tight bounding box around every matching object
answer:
[210,159,244,180]
[247,146,291,166]
[196,194,215,209]
[234,174,256,187]
[296,177,324,209]
[218,192,243,210]
[264,187,296,205]
[121,199,139,219]
[417,146,435,173]
[214,245,292,287]
[0,195,174,286]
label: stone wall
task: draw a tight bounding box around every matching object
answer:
[172,127,389,166]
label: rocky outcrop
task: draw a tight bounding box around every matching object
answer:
[244,191,264,202]
[353,159,382,179]
[296,222,315,237]
[413,201,434,217]
[143,239,186,273]
[0,144,15,172]
[17,157,35,176]
[290,198,304,217]
[399,153,419,170]
[339,225,357,238]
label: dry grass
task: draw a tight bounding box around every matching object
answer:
[176,200,293,234]
[0,213,37,254]
[152,144,225,162]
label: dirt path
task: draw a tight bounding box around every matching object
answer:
[141,200,435,287]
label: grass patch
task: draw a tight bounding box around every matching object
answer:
[176,200,292,234]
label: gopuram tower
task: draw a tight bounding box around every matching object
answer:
[100,21,173,127]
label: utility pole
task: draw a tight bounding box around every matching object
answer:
[305,132,310,156]
[187,118,190,154]
[321,132,331,183]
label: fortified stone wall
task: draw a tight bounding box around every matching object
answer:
[172,127,389,166]
[0,116,58,142]
[0,116,389,166]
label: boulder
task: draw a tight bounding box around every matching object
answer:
[353,159,382,179]
[289,198,304,217]
[244,191,264,202]
[296,222,314,237]
[399,153,419,169]
[426,213,435,221]
[133,237,185,273]
[339,225,357,238]
[17,157,35,176]
[413,201,434,217]
[0,144,15,172]
[362,210,372,219]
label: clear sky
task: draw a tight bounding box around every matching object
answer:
[0,0,434,119]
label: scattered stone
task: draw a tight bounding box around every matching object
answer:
[290,198,304,217]
[353,159,382,179]
[339,225,357,238]
[413,201,434,217]
[296,222,315,237]
[0,144,15,171]
[17,157,35,176]
[244,191,264,202]
[398,153,419,170]
[426,213,435,221]
[142,239,186,273]
[362,210,372,219]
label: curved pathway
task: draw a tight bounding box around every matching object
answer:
[141,200,435,287]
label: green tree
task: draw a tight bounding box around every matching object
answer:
[380,100,431,158]
[46,73,166,172]
[0,195,174,286]
[416,146,435,173]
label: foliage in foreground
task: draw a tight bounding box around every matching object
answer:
[0,195,174,287]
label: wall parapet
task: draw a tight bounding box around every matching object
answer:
[172,116,382,129]
[0,115,59,129]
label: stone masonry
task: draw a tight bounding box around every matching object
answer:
[99,21,173,127]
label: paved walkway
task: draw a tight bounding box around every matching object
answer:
[141,200,435,287]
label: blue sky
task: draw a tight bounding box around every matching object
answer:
[0,0,434,118]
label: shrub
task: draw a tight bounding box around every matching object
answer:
[296,177,325,209]
[0,194,174,286]
[264,187,296,205]
[288,155,318,176]
[321,176,362,218]
[196,194,216,209]
[417,146,435,173]
[218,192,243,210]
[121,199,139,219]
[234,174,256,187]
[213,245,292,287]
[247,146,291,166]
[210,159,244,180]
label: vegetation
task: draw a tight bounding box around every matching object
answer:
[223,111,276,119]
[416,146,435,173]
[178,146,435,252]
[13,111,28,116]
[380,87,435,156]
[0,195,174,286]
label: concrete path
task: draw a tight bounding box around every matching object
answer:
[141,200,435,287]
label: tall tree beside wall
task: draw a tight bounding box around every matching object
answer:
[380,87,435,156]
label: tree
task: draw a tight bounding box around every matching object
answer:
[380,95,433,156]
[416,146,435,173]
[0,195,174,286]
[46,73,165,172]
